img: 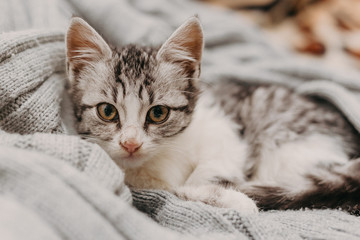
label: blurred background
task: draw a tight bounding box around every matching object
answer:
[2,0,360,71]
[200,0,360,70]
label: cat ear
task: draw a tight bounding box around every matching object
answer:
[157,17,203,75]
[66,17,112,71]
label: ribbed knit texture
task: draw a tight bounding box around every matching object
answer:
[132,190,360,240]
[0,30,65,134]
[2,0,360,239]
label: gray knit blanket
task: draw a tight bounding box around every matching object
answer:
[1,0,360,239]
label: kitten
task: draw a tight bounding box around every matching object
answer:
[66,17,360,214]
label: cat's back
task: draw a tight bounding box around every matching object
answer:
[206,80,360,158]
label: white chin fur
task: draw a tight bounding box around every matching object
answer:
[110,152,148,169]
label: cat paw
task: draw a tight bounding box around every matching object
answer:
[175,185,258,214]
[218,187,258,214]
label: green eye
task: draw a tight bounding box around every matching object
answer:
[147,105,170,124]
[97,103,118,121]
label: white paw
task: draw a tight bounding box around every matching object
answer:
[175,185,258,214]
[219,188,258,214]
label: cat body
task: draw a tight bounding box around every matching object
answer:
[124,87,248,190]
[66,17,360,214]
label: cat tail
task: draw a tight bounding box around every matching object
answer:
[238,159,360,215]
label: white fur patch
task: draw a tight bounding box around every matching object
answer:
[176,185,258,214]
[251,133,348,189]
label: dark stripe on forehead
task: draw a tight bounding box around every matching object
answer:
[112,86,118,103]
[147,88,154,105]
[117,45,157,79]
[118,78,126,97]
[144,79,150,86]
[138,85,143,100]
[142,74,154,104]
[115,60,126,97]
[114,60,122,79]
[144,75,153,86]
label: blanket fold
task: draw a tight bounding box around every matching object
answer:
[0,30,65,134]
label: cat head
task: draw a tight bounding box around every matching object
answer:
[66,17,203,169]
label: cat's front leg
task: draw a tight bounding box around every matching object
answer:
[175,160,258,214]
[175,184,258,214]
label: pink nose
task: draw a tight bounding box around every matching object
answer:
[120,140,142,154]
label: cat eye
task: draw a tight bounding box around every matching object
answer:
[97,103,118,121]
[147,105,170,124]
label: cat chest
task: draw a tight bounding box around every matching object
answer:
[124,154,195,190]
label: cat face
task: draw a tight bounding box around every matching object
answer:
[66,17,203,169]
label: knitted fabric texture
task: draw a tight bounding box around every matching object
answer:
[0,31,65,134]
[1,0,360,239]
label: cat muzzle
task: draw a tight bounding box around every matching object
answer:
[120,140,142,154]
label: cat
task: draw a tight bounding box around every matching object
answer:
[65,16,360,215]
